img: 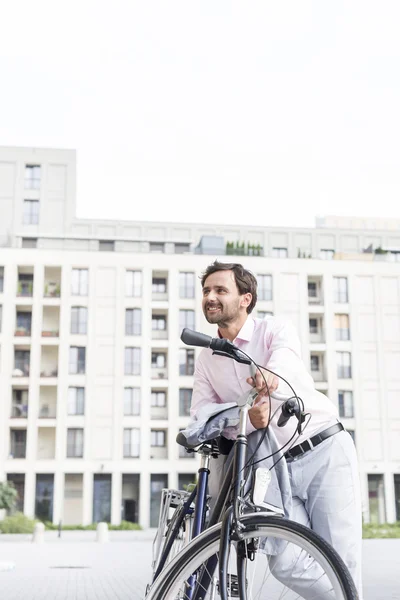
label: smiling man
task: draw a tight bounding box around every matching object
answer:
[190,260,363,598]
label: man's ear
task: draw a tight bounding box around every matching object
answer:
[241,293,252,309]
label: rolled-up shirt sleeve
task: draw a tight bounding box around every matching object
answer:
[266,319,316,402]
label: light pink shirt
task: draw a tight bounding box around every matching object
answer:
[191,316,338,448]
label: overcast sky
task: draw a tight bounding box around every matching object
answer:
[1,1,400,228]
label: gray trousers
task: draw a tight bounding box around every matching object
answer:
[209,430,363,599]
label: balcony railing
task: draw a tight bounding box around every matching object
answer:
[15,327,31,337]
[40,368,58,378]
[152,329,168,339]
[39,405,57,418]
[11,404,28,418]
[10,442,26,458]
[42,330,59,337]
[44,284,61,298]
[17,282,33,297]
[66,445,83,458]
[13,363,30,377]
[151,367,168,379]
[123,445,140,458]
[312,370,327,382]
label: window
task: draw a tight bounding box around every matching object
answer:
[310,355,320,371]
[272,247,288,258]
[151,391,166,407]
[150,243,165,253]
[308,281,317,298]
[67,428,84,458]
[152,277,167,293]
[24,165,41,189]
[257,275,272,301]
[309,318,318,334]
[22,238,37,248]
[125,347,141,375]
[338,391,354,418]
[335,314,350,341]
[18,274,34,298]
[71,269,88,296]
[320,249,335,260]
[11,389,29,418]
[152,314,166,331]
[179,349,195,376]
[71,307,88,334]
[0,267,3,292]
[99,240,114,252]
[179,310,195,333]
[151,430,166,447]
[152,352,166,368]
[179,388,192,416]
[124,387,140,415]
[23,200,39,225]
[125,270,142,297]
[333,277,348,303]
[179,272,195,298]
[175,243,190,253]
[336,352,352,379]
[68,387,85,415]
[69,347,86,374]
[257,311,273,319]
[125,308,142,335]
[368,474,386,524]
[123,428,140,457]
[14,350,30,376]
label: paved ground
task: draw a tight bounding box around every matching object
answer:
[0,531,399,599]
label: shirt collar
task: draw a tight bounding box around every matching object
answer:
[217,315,255,343]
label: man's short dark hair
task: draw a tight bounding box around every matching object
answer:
[200,260,258,314]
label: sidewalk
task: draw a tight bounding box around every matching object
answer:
[0,532,399,599]
[0,531,154,600]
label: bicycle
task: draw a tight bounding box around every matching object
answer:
[146,328,358,600]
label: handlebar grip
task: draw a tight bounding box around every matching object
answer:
[181,328,212,348]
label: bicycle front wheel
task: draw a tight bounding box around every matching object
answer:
[146,513,358,600]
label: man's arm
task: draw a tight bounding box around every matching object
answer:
[265,318,316,400]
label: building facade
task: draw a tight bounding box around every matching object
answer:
[0,146,399,528]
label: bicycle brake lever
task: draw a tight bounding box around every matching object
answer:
[212,350,251,365]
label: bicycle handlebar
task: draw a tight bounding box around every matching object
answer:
[181,328,251,365]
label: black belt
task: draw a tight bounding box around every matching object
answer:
[284,423,344,460]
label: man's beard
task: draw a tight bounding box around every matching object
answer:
[204,303,239,328]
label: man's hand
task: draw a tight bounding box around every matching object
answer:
[247,368,279,430]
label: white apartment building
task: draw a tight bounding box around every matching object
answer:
[0,146,399,528]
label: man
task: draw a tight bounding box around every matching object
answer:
[190,260,362,597]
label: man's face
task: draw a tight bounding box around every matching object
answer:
[202,270,249,327]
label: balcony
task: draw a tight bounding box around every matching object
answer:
[42,306,60,337]
[150,446,168,460]
[310,353,327,383]
[307,277,323,306]
[38,386,57,418]
[152,271,168,301]
[44,267,61,298]
[309,315,325,344]
[15,308,32,337]
[17,268,34,297]
[40,346,59,378]
[13,347,30,377]
[37,427,56,459]
[151,367,168,380]
[151,390,168,419]
[11,388,29,418]
[152,311,168,340]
